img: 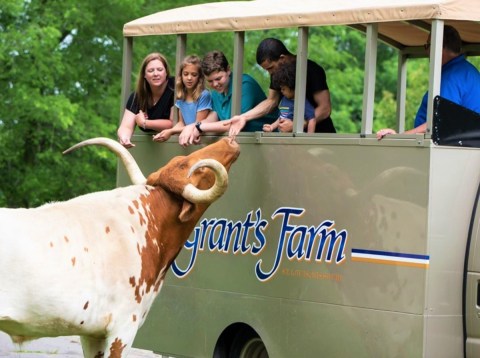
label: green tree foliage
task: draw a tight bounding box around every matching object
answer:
[0,0,207,207]
[0,0,134,207]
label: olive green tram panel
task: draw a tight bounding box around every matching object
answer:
[118,134,480,357]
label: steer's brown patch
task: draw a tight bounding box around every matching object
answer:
[83,301,89,310]
[105,226,110,234]
[71,257,76,266]
[128,206,134,215]
[130,199,147,226]
[132,200,139,209]
[130,274,143,303]
[64,236,69,243]
[132,314,137,322]
[49,242,54,248]
[84,247,89,252]
[128,191,191,303]
[138,212,146,226]
[109,338,126,358]
[129,192,166,303]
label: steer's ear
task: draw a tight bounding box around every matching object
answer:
[179,201,196,222]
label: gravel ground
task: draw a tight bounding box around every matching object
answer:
[0,332,164,358]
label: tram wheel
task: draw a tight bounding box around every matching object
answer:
[229,326,269,358]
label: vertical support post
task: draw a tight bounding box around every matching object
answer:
[294,27,309,134]
[232,32,245,117]
[120,37,133,123]
[117,36,133,187]
[361,23,378,135]
[176,34,187,76]
[396,52,407,133]
[174,35,187,124]
[426,20,444,134]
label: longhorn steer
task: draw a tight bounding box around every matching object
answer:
[0,137,240,357]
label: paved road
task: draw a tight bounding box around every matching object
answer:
[0,332,165,358]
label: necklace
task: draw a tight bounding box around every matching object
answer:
[152,87,165,106]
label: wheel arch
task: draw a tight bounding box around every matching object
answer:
[213,322,269,358]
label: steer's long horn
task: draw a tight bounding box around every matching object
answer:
[182,159,228,204]
[63,137,147,185]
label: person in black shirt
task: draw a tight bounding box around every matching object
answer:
[227,38,336,136]
[117,52,174,148]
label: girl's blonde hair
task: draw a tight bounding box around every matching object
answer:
[135,52,171,111]
[175,55,205,102]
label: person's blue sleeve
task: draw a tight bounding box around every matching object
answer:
[414,92,428,128]
[197,90,212,112]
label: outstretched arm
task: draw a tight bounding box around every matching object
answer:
[226,88,281,137]
[376,123,427,140]
[153,110,184,142]
[117,109,137,148]
[178,111,220,147]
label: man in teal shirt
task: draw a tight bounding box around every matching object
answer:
[211,71,276,132]
[179,50,276,146]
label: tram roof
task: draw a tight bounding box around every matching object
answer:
[123,0,480,49]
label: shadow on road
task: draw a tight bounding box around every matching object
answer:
[0,332,164,357]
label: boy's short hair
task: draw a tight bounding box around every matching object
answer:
[271,61,296,90]
[201,50,229,76]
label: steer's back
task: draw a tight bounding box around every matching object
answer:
[0,185,158,339]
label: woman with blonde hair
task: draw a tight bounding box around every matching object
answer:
[154,55,212,143]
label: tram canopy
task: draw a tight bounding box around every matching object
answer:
[123,0,480,49]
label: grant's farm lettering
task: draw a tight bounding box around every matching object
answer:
[172,207,348,281]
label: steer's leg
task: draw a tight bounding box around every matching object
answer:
[80,336,107,358]
[103,326,139,358]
